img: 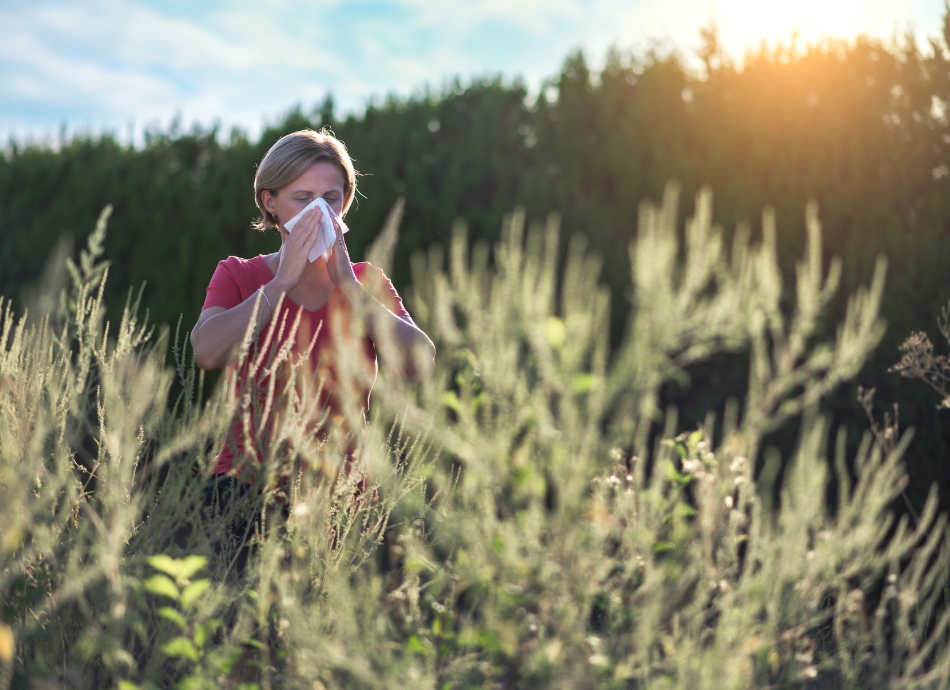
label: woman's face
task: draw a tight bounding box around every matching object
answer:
[263,161,347,234]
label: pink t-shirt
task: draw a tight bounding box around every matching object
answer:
[201,256,411,475]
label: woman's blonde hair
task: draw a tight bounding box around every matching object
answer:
[253,128,358,231]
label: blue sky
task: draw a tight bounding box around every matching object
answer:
[1,0,945,144]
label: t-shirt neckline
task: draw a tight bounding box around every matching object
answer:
[253,254,338,315]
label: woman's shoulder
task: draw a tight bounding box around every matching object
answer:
[217,254,270,270]
[208,255,273,291]
[352,262,409,317]
[215,254,273,278]
[353,261,391,289]
[352,261,389,280]
[203,255,272,311]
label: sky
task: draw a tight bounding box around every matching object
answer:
[1,0,946,145]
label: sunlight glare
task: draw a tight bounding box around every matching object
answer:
[698,0,913,56]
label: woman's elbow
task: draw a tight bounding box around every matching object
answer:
[194,350,217,371]
[406,339,436,381]
[191,332,221,371]
[194,343,233,371]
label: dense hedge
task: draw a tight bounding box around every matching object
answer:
[2,28,950,509]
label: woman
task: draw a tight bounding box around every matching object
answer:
[192,128,435,486]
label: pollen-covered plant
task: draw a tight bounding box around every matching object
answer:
[892,301,950,409]
[0,205,430,689]
[1,185,948,689]
[367,184,948,689]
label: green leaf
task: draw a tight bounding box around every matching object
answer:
[118,682,142,690]
[177,678,207,690]
[572,373,595,394]
[405,635,432,655]
[157,606,187,630]
[148,555,207,583]
[162,636,199,662]
[475,629,500,652]
[208,646,245,675]
[180,579,211,609]
[404,555,437,573]
[471,393,489,413]
[194,619,221,649]
[147,555,182,578]
[143,575,179,600]
[675,504,697,518]
[665,461,692,485]
[654,541,677,553]
[175,555,209,582]
[440,391,462,414]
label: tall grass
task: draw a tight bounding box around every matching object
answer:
[1,185,948,689]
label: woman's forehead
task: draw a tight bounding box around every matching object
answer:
[287,161,345,193]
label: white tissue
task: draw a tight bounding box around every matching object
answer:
[283,197,349,263]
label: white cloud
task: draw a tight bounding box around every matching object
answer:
[397,0,581,33]
[0,0,944,144]
[0,0,361,141]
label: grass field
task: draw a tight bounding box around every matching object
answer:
[2,187,949,689]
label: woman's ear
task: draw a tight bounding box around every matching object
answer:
[261,189,278,223]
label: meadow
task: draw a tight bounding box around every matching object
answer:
[3,182,950,689]
[5,29,950,509]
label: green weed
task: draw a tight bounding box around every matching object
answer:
[1,186,948,689]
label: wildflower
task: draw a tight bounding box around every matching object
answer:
[682,459,702,473]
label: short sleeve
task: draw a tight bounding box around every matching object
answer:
[357,263,412,322]
[202,259,244,311]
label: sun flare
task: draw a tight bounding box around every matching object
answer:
[700,0,916,56]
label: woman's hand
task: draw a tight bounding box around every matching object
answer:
[274,205,322,291]
[325,207,359,290]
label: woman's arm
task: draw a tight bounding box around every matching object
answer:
[326,220,435,381]
[190,278,291,370]
[341,279,436,381]
[190,205,324,370]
